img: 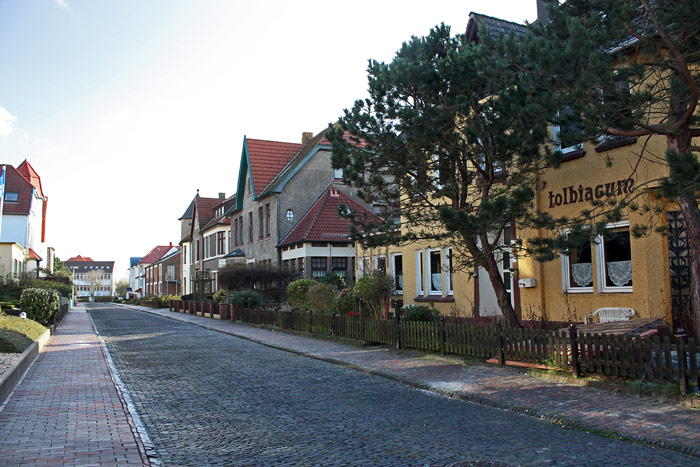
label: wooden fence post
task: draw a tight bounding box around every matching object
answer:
[569,323,581,378]
[495,321,505,366]
[440,317,446,355]
[331,311,336,337]
[308,309,313,334]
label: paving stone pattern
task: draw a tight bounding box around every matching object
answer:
[0,309,145,466]
[90,305,697,466]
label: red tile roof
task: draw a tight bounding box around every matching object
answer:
[2,165,34,216]
[247,139,303,197]
[66,255,94,262]
[27,248,43,261]
[139,246,172,265]
[16,160,44,198]
[279,185,382,247]
[194,196,221,230]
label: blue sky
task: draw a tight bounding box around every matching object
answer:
[0,0,537,280]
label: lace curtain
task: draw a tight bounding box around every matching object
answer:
[571,262,593,287]
[607,260,632,287]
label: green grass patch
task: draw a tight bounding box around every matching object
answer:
[0,315,47,353]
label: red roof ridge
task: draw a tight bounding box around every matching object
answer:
[28,248,43,261]
[16,160,44,198]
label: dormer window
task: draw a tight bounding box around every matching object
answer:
[4,192,18,202]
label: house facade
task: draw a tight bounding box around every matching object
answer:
[278,185,379,280]
[0,160,48,276]
[144,246,181,296]
[354,10,683,331]
[134,245,174,298]
[65,257,115,299]
[226,131,373,273]
[0,242,26,279]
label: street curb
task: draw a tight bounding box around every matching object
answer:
[119,305,700,460]
[0,329,51,408]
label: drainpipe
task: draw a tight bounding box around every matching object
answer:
[273,194,282,266]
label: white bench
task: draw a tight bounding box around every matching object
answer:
[585,307,636,324]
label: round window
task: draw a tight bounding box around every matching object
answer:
[286,209,294,222]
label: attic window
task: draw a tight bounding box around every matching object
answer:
[286,209,294,222]
[4,192,18,202]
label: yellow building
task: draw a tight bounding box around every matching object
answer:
[356,131,683,328]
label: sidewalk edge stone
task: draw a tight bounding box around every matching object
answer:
[0,328,51,408]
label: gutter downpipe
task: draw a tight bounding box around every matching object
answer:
[273,194,282,267]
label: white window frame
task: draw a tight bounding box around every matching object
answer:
[553,108,583,154]
[358,256,370,278]
[373,254,386,274]
[390,253,403,295]
[428,248,442,295]
[595,220,633,293]
[443,248,453,295]
[415,250,424,296]
[334,168,343,179]
[560,228,594,294]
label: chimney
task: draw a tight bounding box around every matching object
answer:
[169,242,172,247]
[536,0,555,23]
[219,192,226,199]
[302,132,313,144]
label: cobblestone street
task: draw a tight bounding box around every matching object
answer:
[87,305,697,466]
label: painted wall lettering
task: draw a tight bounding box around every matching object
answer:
[548,178,634,208]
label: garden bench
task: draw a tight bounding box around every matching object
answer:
[584,307,635,324]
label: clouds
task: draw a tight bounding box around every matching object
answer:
[0,106,17,137]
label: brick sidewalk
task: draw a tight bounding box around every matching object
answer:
[132,305,700,458]
[0,307,148,466]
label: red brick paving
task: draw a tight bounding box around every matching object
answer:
[0,307,146,466]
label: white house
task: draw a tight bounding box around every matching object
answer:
[0,160,48,276]
[65,256,115,299]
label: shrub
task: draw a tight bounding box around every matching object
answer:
[307,283,336,313]
[213,289,227,304]
[229,289,261,309]
[334,288,358,315]
[286,279,317,311]
[353,271,392,318]
[20,288,61,324]
[319,271,344,289]
[402,304,440,322]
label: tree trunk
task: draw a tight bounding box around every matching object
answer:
[482,253,521,327]
[676,195,700,338]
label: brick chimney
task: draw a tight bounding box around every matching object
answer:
[302,132,313,144]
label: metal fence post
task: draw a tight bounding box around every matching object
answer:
[569,323,580,378]
[331,311,336,337]
[308,309,313,334]
[675,328,690,395]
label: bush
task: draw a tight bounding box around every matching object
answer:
[307,283,336,313]
[402,304,440,322]
[20,288,61,324]
[229,289,261,309]
[286,279,317,311]
[213,289,227,304]
[334,288,358,315]
[319,271,344,289]
[353,271,392,318]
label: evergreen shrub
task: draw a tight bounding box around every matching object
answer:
[20,288,61,324]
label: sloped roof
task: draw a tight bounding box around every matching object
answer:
[67,255,94,262]
[27,248,42,261]
[179,197,196,220]
[65,260,115,273]
[193,195,221,231]
[465,12,527,44]
[2,165,34,216]
[16,160,44,198]
[279,185,382,247]
[139,246,173,265]
[247,138,303,197]
[153,246,181,264]
[202,196,236,232]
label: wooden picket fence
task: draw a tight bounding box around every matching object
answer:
[170,300,699,393]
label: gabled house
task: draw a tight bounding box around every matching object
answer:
[127,256,143,299]
[226,130,372,270]
[180,192,232,295]
[279,185,381,279]
[0,160,48,276]
[144,245,180,296]
[133,245,173,298]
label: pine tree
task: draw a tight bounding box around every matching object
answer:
[522,0,700,335]
[327,24,560,327]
